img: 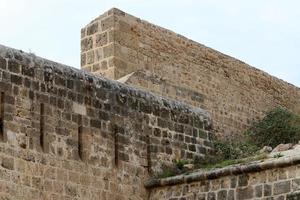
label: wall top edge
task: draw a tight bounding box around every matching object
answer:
[145,154,300,188]
[0,44,211,119]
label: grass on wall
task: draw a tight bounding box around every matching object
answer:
[156,107,300,178]
[213,107,300,162]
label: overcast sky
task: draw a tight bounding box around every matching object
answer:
[0,0,299,87]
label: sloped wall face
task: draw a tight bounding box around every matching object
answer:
[0,45,212,200]
[81,8,300,138]
[149,164,300,200]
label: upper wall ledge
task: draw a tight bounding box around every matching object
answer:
[144,154,300,188]
[0,44,210,120]
[88,7,300,90]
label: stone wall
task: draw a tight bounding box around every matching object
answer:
[0,45,212,200]
[146,155,300,200]
[81,8,300,138]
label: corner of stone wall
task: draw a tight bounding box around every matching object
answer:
[81,8,148,80]
[81,8,117,79]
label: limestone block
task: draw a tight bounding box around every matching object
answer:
[72,102,86,115]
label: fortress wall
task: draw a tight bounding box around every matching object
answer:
[146,157,300,200]
[80,8,120,79]
[0,45,212,200]
[81,8,300,138]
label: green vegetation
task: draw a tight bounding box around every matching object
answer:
[201,153,268,169]
[245,107,300,148]
[160,170,175,178]
[213,139,259,160]
[212,107,300,163]
[155,159,189,178]
[173,159,188,170]
[156,107,300,178]
[273,153,283,159]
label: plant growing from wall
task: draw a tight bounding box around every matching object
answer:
[245,107,300,148]
[155,159,190,178]
[173,159,188,170]
[213,138,259,160]
[209,107,300,165]
[156,108,300,175]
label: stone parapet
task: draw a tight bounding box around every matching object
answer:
[147,155,300,199]
[145,155,300,188]
[0,44,212,199]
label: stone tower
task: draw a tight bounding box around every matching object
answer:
[81,8,300,138]
[81,8,133,80]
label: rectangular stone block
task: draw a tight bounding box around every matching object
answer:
[1,157,14,170]
[8,60,20,73]
[73,102,86,115]
[274,181,291,195]
[101,16,114,31]
[236,186,254,200]
[96,32,108,47]
[87,22,98,35]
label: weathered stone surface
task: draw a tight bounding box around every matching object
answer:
[228,190,235,200]
[238,174,249,187]
[272,143,293,152]
[287,191,300,200]
[236,186,254,200]
[255,185,262,197]
[81,37,93,51]
[208,192,216,200]
[0,57,6,69]
[1,157,14,170]
[264,184,272,196]
[148,162,300,199]
[217,190,227,200]
[0,43,212,200]
[8,60,20,73]
[273,181,291,195]
[72,102,87,115]
[0,7,300,200]
[96,32,108,47]
[292,178,300,191]
[86,22,98,35]
[260,146,273,154]
[81,7,300,140]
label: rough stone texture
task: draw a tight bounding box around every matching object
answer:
[0,44,212,200]
[147,160,300,200]
[81,8,300,138]
[1,7,299,200]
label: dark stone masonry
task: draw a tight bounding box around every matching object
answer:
[0,44,212,199]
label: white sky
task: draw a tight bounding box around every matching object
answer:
[0,0,299,87]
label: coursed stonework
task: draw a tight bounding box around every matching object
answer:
[0,44,212,199]
[1,7,299,200]
[147,155,300,200]
[81,8,300,138]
